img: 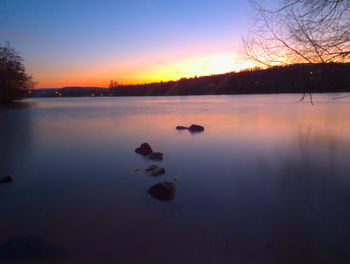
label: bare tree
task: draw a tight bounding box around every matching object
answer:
[243,0,350,66]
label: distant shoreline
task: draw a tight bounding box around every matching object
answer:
[29,63,350,98]
[27,90,350,98]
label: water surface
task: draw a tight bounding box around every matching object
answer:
[1,95,350,263]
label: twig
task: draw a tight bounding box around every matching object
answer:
[332,94,350,100]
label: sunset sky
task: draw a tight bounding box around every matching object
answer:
[1,0,254,88]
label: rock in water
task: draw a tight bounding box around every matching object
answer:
[188,124,204,132]
[176,124,205,133]
[0,175,13,183]
[149,152,163,160]
[145,165,165,176]
[145,165,159,171]
[147,181,177,201]
[135,143,153,156]
[176,126,188,130]
[135,143,164,160]
[151,168,165,176]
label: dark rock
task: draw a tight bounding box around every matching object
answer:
[135,143,165,161]
[147,181,177,201]
[176,124,205,133]
[149,152,163,160]
[188,124,204,132]
[0,175,13,183]
[176,126,188,130]
[135,143,153,156]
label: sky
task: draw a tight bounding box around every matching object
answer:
[0,0,254,88]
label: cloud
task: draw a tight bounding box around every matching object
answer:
[0,31,72,46]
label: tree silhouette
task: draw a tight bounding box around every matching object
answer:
[243,0,350,66]
[108,80,118,89]
[0,42,34,103]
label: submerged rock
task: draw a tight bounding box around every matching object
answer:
[145,165,166,176]
[152,168,165,176]
[135,143,153,156]
[145,165,159,171]
[188,124,204,132]
[149,152,163,161]
[147,181,177,201]
[0,175,13,183]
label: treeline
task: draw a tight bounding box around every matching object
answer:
[30,63,350,97]
[110,63,350,96]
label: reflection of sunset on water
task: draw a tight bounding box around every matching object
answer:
[30,95,350,166]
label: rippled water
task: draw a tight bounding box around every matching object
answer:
[1,95,350,263]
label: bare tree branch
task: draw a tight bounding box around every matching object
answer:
[244,0,350,66]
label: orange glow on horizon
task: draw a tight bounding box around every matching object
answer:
[34,52,256,88]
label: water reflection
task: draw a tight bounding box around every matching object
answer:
[0,101,34,178]
[0,95,349,263]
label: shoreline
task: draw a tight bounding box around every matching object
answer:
[29,63,350,98]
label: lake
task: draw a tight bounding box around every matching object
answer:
[1,94,350,263]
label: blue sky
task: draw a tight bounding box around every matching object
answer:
[0,0,253,87]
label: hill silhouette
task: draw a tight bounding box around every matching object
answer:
[29,63,350,98]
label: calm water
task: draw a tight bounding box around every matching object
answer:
[1,95,350,263]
